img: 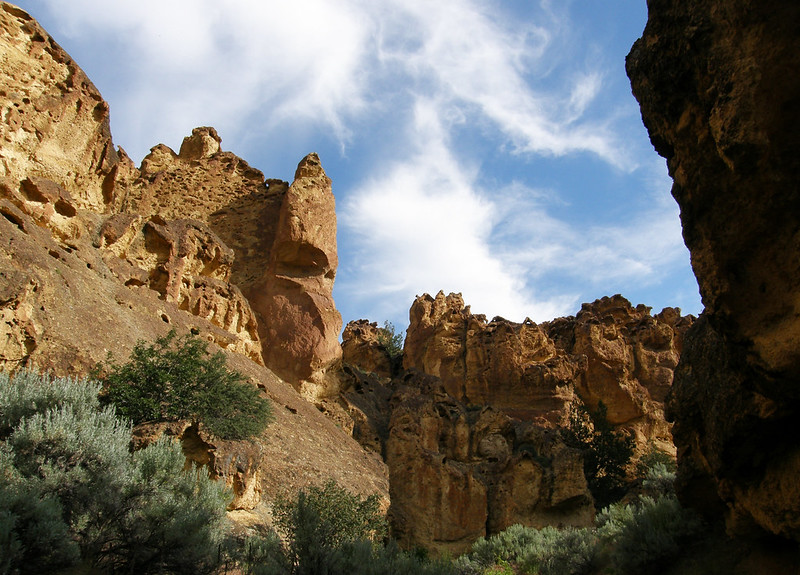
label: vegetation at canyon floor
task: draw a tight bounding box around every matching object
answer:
[0,363,716,575]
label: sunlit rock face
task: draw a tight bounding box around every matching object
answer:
[627,0,800,543]
[403,291,692,453]
[342,292,694,554]
[0,2,386,517]
[119,127,343,390]
[250,152,343,397]
[385,371,593,557]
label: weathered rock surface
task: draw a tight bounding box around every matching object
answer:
[118,126,342,389]
[0,1,385,520]
[403,291,692,453]
[250,153,342,395]
[341,319,397,379]
[342,292,692,553]
[0,3,118,212]
[627,0,800,544]
[386,372,592,556]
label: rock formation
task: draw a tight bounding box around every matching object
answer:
[341,319,397,379]
[341,292,693,553]
[402,291,691,452]
[386,372,593,555]
[117,126,342,390]
[627,0,800,544]
[0,1,384,517]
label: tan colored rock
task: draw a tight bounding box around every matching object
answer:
[0,4,385,521]
[565,295,692,451]
[341,319,395,379]
[404,291,691,451]
[251,153,342,393]
[386,372,592,555]
[0,3,119,212]
[0,175,388,512]
[628,0,800,546]
[120,129,342,390]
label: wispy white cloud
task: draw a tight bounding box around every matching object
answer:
[39,0,373,160]
[23,0,698,327]
[339,98,578,323]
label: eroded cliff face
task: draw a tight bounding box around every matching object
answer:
[0,2,384,516]
[386,372,593,556]
[341,291,694,553]
[403,291,691,452]
[627,0,800,542]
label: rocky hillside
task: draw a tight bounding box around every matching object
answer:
[627,0,800,547]
[10,0,797,563]
[0,1,385,516]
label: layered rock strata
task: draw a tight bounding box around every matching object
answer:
[627,0,800,542]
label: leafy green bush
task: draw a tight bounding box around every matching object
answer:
[273,479,388,574]
[562,399,635,509]
[97,329,272,439]
[0,368,230,574]
[376,321,404,360]
[597,495,703,573]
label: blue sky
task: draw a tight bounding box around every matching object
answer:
[17,0,702,330]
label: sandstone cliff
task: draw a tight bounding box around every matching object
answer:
[0,2,384,516]
[403,291,691,452]
[341,291,694,553]
[627,0,800,545]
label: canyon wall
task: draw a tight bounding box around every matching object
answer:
[0,2,382,514]
[627,0,800,542]
[342,292,694,553]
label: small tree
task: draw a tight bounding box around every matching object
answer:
[97,330,272,439]
[563,399,635,509]
[376,321,404,361]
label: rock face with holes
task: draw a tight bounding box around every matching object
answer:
[0,0,343,389]
[0,2,386,518]
[627,0,800,544]
[403,291,692,453]
[117,127,342,389]
[0,3,118,212]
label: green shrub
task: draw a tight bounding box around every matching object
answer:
[0,369,99,436]
[0,368,231,574]
[336,539,456,575]
[97,329,273,439]
[635,442,677,477]
[518,526,596,575]
[562,399,634,509]
[273,479,387,574]
[641,462,677,498]
[462,524,594,575]
[596,495,703,573]
[468,523,543,568]
[376,321,404,360]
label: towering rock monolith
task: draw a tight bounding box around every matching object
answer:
[627,0,800,543]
